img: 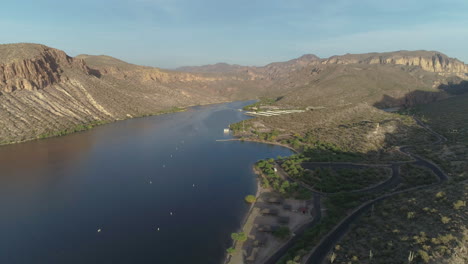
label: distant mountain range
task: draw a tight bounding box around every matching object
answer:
[0,43,467,144]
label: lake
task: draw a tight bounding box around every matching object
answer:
[0,101,293,264]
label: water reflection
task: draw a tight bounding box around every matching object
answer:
[0,101,293,264]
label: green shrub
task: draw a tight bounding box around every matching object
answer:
[231,232,247,242]
[226,247,235,254]
[244,195,256,203]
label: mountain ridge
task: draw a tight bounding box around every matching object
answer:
[176,50,468,75]
[1,43,467,144]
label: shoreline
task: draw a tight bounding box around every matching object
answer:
[0,99,237,147]
[221,135,300,264]
[224,167,265,264]
[224,163,313,264]
[218,137,299,154]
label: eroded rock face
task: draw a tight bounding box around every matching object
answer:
[322,51,468,74]
[94,66,222,83]
[1,44,467,144]
[0,45,89,93]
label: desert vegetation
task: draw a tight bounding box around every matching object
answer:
[332,183,467,264]
[300,167,389,193]
[255,159,311,200]
[242,97,280,111]
[278,191,381,264]
[398,163,439,190]
[244,195,256,203]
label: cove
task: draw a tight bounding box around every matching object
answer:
[0,101,293,264]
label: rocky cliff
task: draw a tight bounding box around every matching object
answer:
[322,50,468,75]
[1,44,467,144]
[0,44,235,144]
[76,54,224,83]
[0,44,89,93]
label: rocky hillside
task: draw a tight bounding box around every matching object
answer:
[0,44,90,92]
[322,50,468,74]
[176,62,247,73]
[0,44,236,144]
[177,50,468,108]
[1,44,467,144]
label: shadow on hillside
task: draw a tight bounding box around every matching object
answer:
[88,68,102,78]
[439,79,468,95]
[373,90,443,108]
[274,116,468,264]
[373,79,468,108]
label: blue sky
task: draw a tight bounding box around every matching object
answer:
[1,0,468,68]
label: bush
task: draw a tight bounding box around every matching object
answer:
[273,226,291,240]
[453,200,466,210]
[226,247,235,254]
[244,195,256,203]
[231,232,247,242]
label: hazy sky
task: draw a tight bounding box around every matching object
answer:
[1,0,468,68]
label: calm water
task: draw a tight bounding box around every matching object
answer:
[0,101,293,264]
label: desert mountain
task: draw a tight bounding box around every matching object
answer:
[322,50,468,74]
[176,62,247,73]
[0,43,467,144]
[0,44,234,143]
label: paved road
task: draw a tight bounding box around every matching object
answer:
[281,162,401,195]
[263,116,449,264]
[264,161,402,264]
[303,118,449,264]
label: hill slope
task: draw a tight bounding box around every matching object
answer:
[1,44,467,144]
[0,44,232,143]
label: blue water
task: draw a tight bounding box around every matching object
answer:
[0,101,293,264]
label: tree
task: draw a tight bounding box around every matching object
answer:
[244,195,256,204]
[231,232,247,242]
[226,247,235,255]
[280,181,290,194]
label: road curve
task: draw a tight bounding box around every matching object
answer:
[303,118,449,264]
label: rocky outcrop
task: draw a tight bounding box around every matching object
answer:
[76,54,224,83]
[322,51,468,75]
[92,66,222,83]
[176,63,248,73]
[0,44,236,144]
[1,44,468,144]
[0,44,90,93]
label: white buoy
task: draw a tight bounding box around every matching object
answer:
[163,165,165,168]
[157,227,160,231]
[170,154,173,158]
[150,181,152,184]
[192,184,195,187]
[97,228,102,233]
[170,212,173,216]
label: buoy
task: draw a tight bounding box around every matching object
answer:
[157,227,160,231]
[192,184,195,187]
[150,181,152,184]
[163,165,165,168]
[170,155,172,158]
[170,212,173,216]
[97,228,102,233]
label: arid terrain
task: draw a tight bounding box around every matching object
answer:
[1,43,467,145]
[1,43,468,264]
